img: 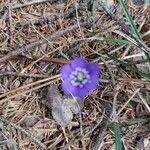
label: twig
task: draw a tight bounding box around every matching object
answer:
[0,116,47,149]
[117,88,140,116]
[15,4,85,27]
[100,77,150,86]
[62,128,71,150]
[30,55,70,64]
[99,56,116,85]
[12,0,56,9]
[0,71,48,78]
[75,2,84,38]
[129,83,150,112]
[137,89,150,112]
[0,15,100,64]
[72,95,86,150]
[0,54,69,64]
[7,1,13,44]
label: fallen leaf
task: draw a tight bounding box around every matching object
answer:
[63,97,80,114]
[52,94,73,127]
[47,85,82,128]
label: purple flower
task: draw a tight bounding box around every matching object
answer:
[60,57,99,97]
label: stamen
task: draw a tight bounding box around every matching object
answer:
[70,67,90,87]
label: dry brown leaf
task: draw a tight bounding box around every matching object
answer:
[48,85,81,128]
[63,97,80,114]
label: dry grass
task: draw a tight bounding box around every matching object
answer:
[0,0,150,150]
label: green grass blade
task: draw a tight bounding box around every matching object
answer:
[103,37,136,46]
[119,0,141,39]
[119,0,150,63]
[113,121,123,150]
[122,117,150,127]
[92,0,97,32]
[107,54,150,80]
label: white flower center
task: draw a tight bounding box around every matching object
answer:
[69,67,90,87]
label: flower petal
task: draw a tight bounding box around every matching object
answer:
[86,62,99,77]
[75,87,89,97]
[85,62,99,91]
[85,77,99,91]
[61,79,76,95]
[60,64,72,79]
[71,57,87,69]
[62,79,89,97]
[60,57,100,98]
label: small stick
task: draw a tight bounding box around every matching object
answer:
[7,1,13,45]
[0,71,48,78]
[15,5,85,27]
[130,83,150,112]
[12,0,56,9]
[0,54,69,64]
[62,128,71,150]
[31,56,69,64]
[137,89,150,112]
[117,88,140,116]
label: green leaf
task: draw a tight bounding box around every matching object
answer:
[92,0,97,32]
[103,37,136,46]
[113,121,123,150]
[122,117,150,127]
